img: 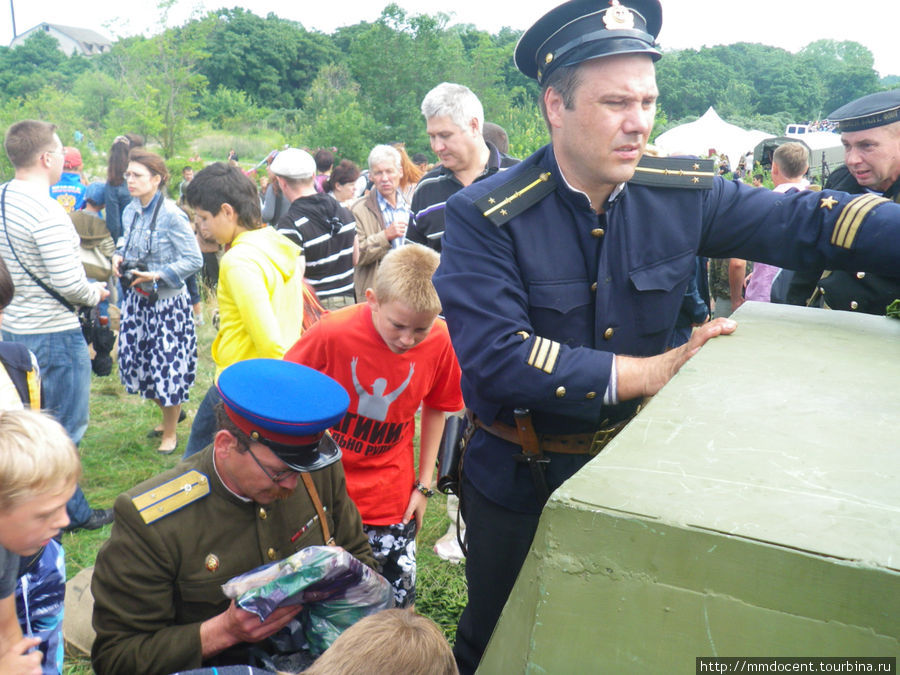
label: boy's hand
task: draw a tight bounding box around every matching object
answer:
[402,489,427,531]
[0,637,43,675]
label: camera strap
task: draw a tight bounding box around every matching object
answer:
[123,190,164,258]
[1,184,78,315]
[122,192,164,300]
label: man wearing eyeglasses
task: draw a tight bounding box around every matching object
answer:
[0,119,112,533]
[91,359,374,675]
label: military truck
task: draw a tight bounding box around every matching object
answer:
[753,131,844,185]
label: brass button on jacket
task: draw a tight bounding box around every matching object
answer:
[555,386,567,398]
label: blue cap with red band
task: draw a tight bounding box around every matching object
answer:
[217,359,349,471]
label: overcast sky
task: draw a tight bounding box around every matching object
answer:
[2,0,898,78]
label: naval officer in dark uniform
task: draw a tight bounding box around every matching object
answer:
[431,1,900,672]
[91,359,374,675]
[787,89,900,313]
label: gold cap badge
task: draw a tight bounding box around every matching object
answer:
[603,0,635,30]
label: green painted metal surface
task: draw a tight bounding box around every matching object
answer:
[479,303,900,674]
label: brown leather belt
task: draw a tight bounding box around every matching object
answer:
[473,414,635,456]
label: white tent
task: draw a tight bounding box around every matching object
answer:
[654,107,770,172]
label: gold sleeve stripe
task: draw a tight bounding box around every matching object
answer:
[534,337,551,371]
[831,194,887,249]
[542,340,560,374]
[526,336,560,374]
[528,337,544,369]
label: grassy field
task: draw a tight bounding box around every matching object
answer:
[61,300,467,673]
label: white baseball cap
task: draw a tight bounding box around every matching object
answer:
[270,148,316,180]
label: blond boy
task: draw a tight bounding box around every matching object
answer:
[305,608,457,675]
[285,245,463,607]
[0,409,80,674]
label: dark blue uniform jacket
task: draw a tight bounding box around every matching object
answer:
[434,144,900,512]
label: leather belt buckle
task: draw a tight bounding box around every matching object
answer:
[589,426,617,455]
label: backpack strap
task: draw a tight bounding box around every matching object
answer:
[0,342,41,408]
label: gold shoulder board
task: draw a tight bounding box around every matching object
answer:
[629,156,715,189]
[474,167,557,226]
[132,470,210,525]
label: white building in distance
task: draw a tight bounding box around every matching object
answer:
[9,23,112,56]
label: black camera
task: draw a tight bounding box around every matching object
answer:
[119,260,148,288]
[120,260,158,302]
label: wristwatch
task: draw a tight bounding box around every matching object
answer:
[414,480,434,498]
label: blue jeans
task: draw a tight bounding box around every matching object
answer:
[3,328,94,525]
[183,385,221,459]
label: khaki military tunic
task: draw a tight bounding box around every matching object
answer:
[91,446,374,675]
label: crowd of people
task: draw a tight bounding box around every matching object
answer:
[1,0,900,673]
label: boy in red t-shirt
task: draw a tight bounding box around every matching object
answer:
[285,245,463,607]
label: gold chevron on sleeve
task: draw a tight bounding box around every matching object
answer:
[831,193,887,249]
[526,335,560,374]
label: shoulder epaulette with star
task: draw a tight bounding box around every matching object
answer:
[474,167,557,226]
[132,470,210,525]
[628,155,715,189]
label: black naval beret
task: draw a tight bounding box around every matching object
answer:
[828,89,900,133]
[217,359,349,471]
[515,0,662,84]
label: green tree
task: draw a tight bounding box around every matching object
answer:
[751,51,821,118]
[0,32,90,101]
[799,40,881,115]
[655,41,866,122]
[342,5,468,150]
[199,8,337,110]
[656,48,738,120]
[450,25,540,137]
[0,85,86,142]
[493,104,548,159]
[199,85,265,129]
[101,6,210,158]
[294,63,381,165]
[72,70,120,131]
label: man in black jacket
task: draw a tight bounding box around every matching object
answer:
[271,148,358,308]
[407,83,517,252]
[787,90,900,313]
